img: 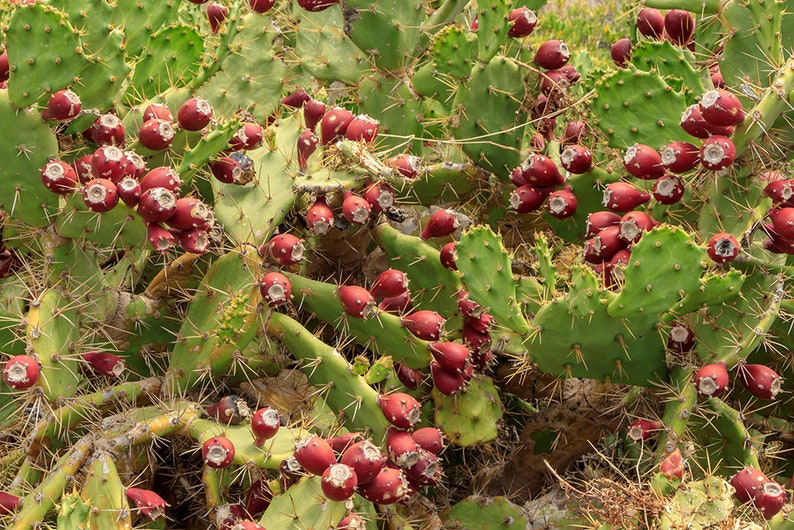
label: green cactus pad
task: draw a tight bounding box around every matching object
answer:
[443,495,528,529]
[357,75,428,153]
[451,56,526,180]
[57,493,93,529]
[587,65,693,149]
[608,226,706,318]
[475,0,511,62]
[293,7,368,83]
[697,166,768,241]
[74,28,129,112]
[258,476,350,529]
[5,3,91,108]
[456,225,530,335]
[658,476,734,530]
[176,119,241,185]
[56,194,147,250]
[406,161,485,207]
[0,92,60,227]
[433,377,503,447]
[112,0,181,58]
[672,269,745,315]
[629,40,704,102]
[430,25,477,79]
[80,452,131,529]
[531,266,667,386]
[187,418,299,469]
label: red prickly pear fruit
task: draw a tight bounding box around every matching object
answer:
[664,9,695,47]
[561,121,586,145]
[294,435,336,475]
[538,69,571,97]
[401,310,446,340]
[83,178,119,213]
[693,362,729,396]
[125,488,167,520]
[519,154,564,188]
[81,352,125,378]
[41,160,78,194]
[699,88,745,127]
[430,360,469,396]
[339,285,377,319]
[303,99,327,130]
[439,241,458,271]
[124,150,147,179]
[421,209,458,239]
[143,103,173,123]
[262,233,304,266]
[466,312,495,334]
[412,427,444,455]
[306,196,334,235]
[731,466,768,503]
[0,491,20,515]
[92,145,128,183]
[546,189,577,219]
[177,97,213,131]
[378,392,421,429]
[370,269,409,299]
[611,38,632,67]
[506,7,538,38]
[260,272,291,306]
[140,167,181,193]
[700,135,736,170]
[395,363,424,389]
[764,179,794,205]
[586,211,621,236]
[770,207,794,240]
[138,119,175,151]
[146,223,176,253]
[379,291,412,314]
[737,363,782,400]
[43,89,82,121]
[345,114,379,142]
[202,436,236,468]
[667,322,695,353]
[363,181,395,213]
[680,103,735,139]
[429,342,470,373]
[462,321,492,354]
[321,463,358,501]
[342,192,371,225]
[510,184,547,214]
[341,440,385,485]
[297,129,319,170]
[167,198,212,232]
[89,114,126,146]
[230,122,265,152]
[356,467,408,505]
[660,141,700,174]
[249,0,276,13]
[510,166,529,187]
[710,65,726,88]
[73,154,95,183]
[637,7,664,39]
[386,427,421,467]
[231,521,266,530]
[652,174,685,205]
[706,232,740,263]
[0,50,8,84]
[244,479,273,519]
[282,88,311,108]
[209,155,253,185]
[337,514,366,529]
[618,210,655,243]
[206,395,250,425]
[320,107,354,144]
[603,182,651,212]
[626,419,662,442]
[178,229,210,255]
[560,144,593,174]
[117,177,141,207]
[405,449,442,486]
[754,481,787,519]
[470,14,478,31]
[207,2,228,33]
[456,290,483,319]
[534,40,571,70]
[660,448,684,479]
[583,225,626,263]
[388,153,422,179]
[3,355,40,390]
[326,432,363,454]
[279,456,303,487]
[624,143,665,179]
[138,187,178,223]
[297,0,339,11]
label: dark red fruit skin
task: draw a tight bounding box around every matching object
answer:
[546,189,577,219]
[356,467,408,505]
[602,182,651,212]
[770,207,794,240]
[624,143,665,179]
[89,114,126,146]
[510,184,547,214]
[401,310,446,340]
[706,232,740,263]
[177,97,213,131]
[337,514,366,529]
[342,192,371,225]
[117,177,142,207]
[321,463,358,501]
[618,210,655,243]
[627,419,663,442]
[412,427,444,455]
[680,103,735,139]
[138,187,178,223]
[178,229,210,255]
[250,407,280,445]
[41,160,79,194]
[561,121,586,145]
[297,129,319,169]
[363,181,395,213]
[340,440,385,485]
[229,122,264,151]
[764,178,794,206]
[207,2,228,33]
[282,88,311,108]
[263,233,304,266]
[3,355,40,390]
[538,69,570,97]
[586,211,621,236]
[146,223,176,253]
[731,467,768,503]
[560,144,593,174]
[303,99,327,130]
[421,209,458,239]
[386,427,421,466]
[664,9,695,47]
[699,88,745,127]
[320,107,354,144]
[306,196,334,235]
[506,7,538,38]
[370,269,408,299]
[138,119,175,151]
[431,361,469,395]
[660,141,700,174]
[611,38,632,67]
[659,448,684,479]
[249,0,276,13]
[457,290,483,319]
[125,487,167,520]
[293,435,336,475]
[737,363,782,399]
[345,114,379,142]
[81,352,124,377]
[693,361,729,396]
[519,154,564,188]
[244,479,273,519]
[754,481,787,519]
[652,174,685,205]
[44,89,82,121]
[379,291,412,314]
[143,103,173,123]
[388,153,422,179]
[0,50,9,84]
[461,321,491,354]
[141,167,181,193]
[73,154,95,184]
[637,7,665,39]
[260,271,291,306]
[326,433,363,455]
[209,156,246,185]
[700,135,736,170]
[296,0,339,11]
[439,241,458,271]
[92,145,128,183]
[666,322,695,353]
[82,178,119,213]
[167,198,212,232]
[429,341,470,373]
[583,225,627,263]
[202,436,236,468]
[339,285,377,318]
[395,363,424,390]
[378,392,421,429]
[534,39,571,70]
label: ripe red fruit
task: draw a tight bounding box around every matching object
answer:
[263,233,304,266]
[456,290,483,319]
[345,114,379,142]
[770,207,794,240]
[202,436,236,468]
[138,187,178,223]
[306,196,334,235]
[699,88,745,127]
[321,463,358,501]
[167,198,213,232]
[636,7,665,39]
[660,141,700,174]
[249,0,276,13]
[666,322,695,353]
[296,0,339,11]
[624,143,665,179]
[395,364,424,391]
[251,407,280,445]
[538,69,571,97]
[209,156,249,185]
[340,440,384,485]
[519,154,564,188]
[41,160,78,194]
[754,481,787,519]
[736,363,782,399]
[546,189,577,219]
[138,119,175,151]
[297,129,319,169]
[700,135,736,170]
[626,419,662,442]
[680,103,735,139]
[320,107,354,144]
[534,40,571,70]
[583,225,627,263]
[560,144,593,174]
[363,181,395,213]
[370,269,409,299]
[421,209,458,239]
[401,310,446,340]
[386,427,421,466]
[303,99,327,130]
[586,211,621,236]
[92,145,128,183]
[206,395,249,425]
[461,321,492,354]
[142,103,173,123]
[764,179,794,205]
[0,50,9,84]
[178,229,210,255]
[430,360,470,395]
[73,154,95,183]
[229,122,264,151]
[206,2,229,33]
[356,467,408,505]
[337,514,366,529]
[282,88,311,108]
[123,150,147,179]
[293,435,335,475]
[146,223,176,253]
[89,114,126,146]
[178,97,213,131]
[660,448,684,479]
[82,178,119,213]
[706,232,740,263]
[388,153,422,179]
[342,192,371,225]
[610,38,632,67]
[618,210,655,243]
[429,341,470,373]
[117,177,142,207]
[693,361,729,396]
[44,89,82,121]
[339,285,377,319]
[439,241,458,271]
[125,488,167,520]
[602,182,651,212]
[664,9,695,47]
[260,272,291,306]
[510,184,547,214]
[561,121,586,145]
[652,174,685,205]
[81,352,125,378]
[412,427,444,454]
[141,167,181,193]
[507,7,538,38]
[731,466,768,503]
[244,480,273,519]
[3,355,40,390]
[378,392,421,429]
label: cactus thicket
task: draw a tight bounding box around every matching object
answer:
[0,0,792,527]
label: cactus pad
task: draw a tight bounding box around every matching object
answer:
[433,377,503,447]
